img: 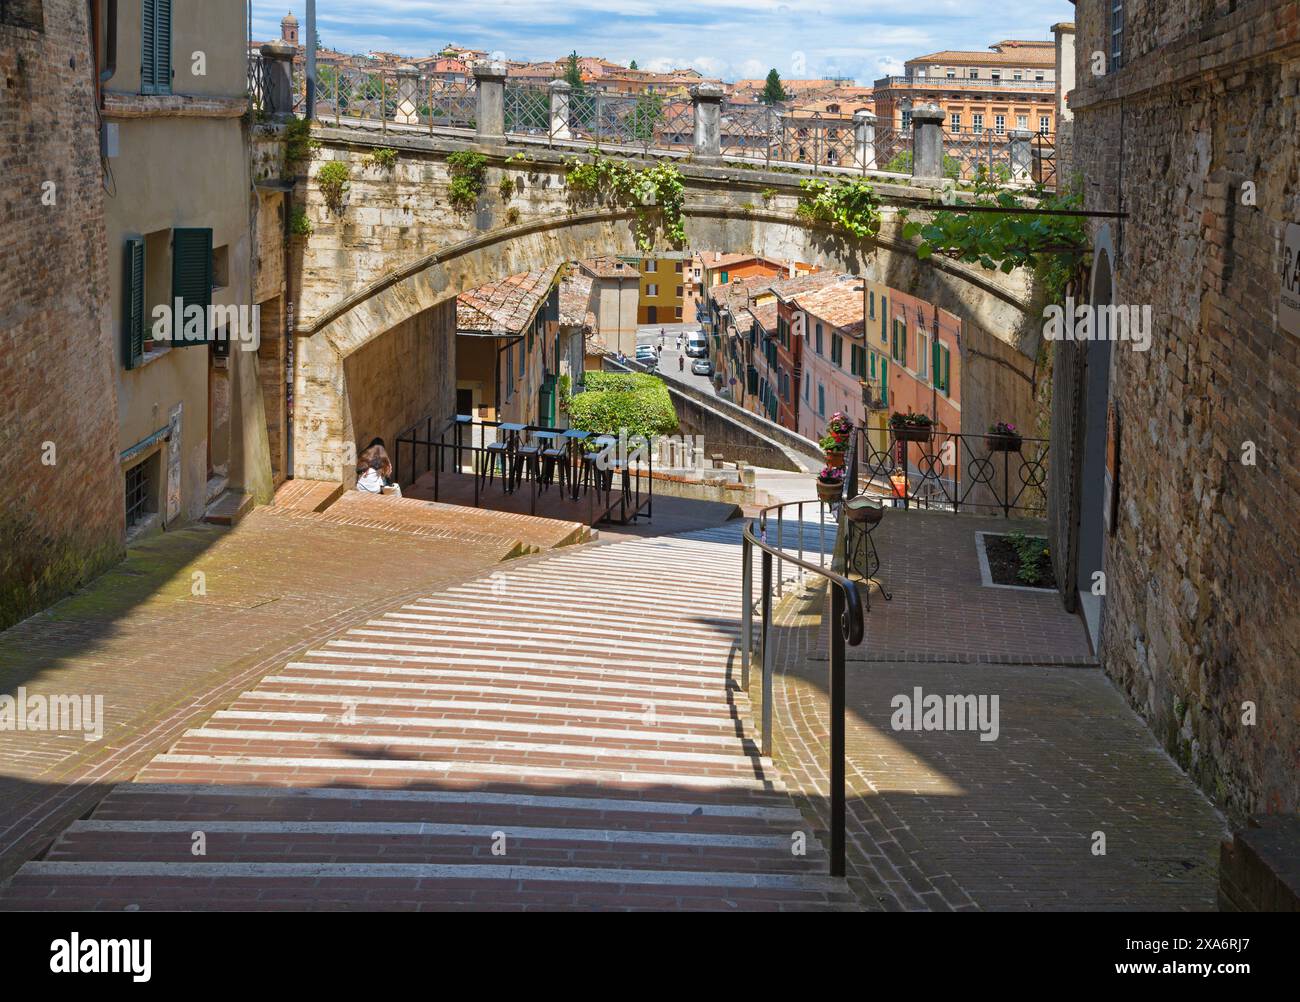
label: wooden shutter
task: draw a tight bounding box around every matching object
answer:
[171,227,213,347]
[141,0,173,95]
[123,239,146,369]
[933,341,942,391]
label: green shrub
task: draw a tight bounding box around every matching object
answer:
[567,371,678,440]
[290,209,313,236]
[283,117,319,172]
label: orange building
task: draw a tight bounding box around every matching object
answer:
[873,38,1058,169]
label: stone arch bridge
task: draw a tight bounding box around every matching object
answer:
[268,123,1040,483]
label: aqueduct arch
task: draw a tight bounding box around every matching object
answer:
[284,129,1041,481]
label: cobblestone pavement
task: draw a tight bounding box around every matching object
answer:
[0,507,519,879]
[763,580,1229,911]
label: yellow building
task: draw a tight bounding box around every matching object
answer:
[635,257,686,325]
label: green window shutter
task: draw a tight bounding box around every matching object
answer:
[141,0,173,95]
[941,346,951,396]
[123,239,146,369]
[172,227,213,347]
[900,325,908,367]
[880,298,888,342]
[933,340,942,389]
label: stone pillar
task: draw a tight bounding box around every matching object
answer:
[853,109,877,170]
[394,65,420,125]
[910,103,946,185]
[549,79,572,141]
[260,41,295,121]
[473,61,508,143]
[1009,129,1034,181]
[691,84,724,161]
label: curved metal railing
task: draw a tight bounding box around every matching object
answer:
[741,496,864,878]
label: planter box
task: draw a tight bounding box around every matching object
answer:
[824,450,845,468]
[891,426,933,443]
[987,435,1023,453]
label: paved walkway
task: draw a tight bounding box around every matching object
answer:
[0,500,555,880]
[763,578,1229,911]
[1,525,853,911]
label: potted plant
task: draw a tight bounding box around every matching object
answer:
[821,412,853,465]
[987,421,1023,452]
[820,433,846,468]
[889,412,935,442]
[815,466,844,503]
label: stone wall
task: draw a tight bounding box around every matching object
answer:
[1071,0,1299,820]
[0,3,123,629]
[340,300,456,484]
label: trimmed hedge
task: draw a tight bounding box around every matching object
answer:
[567,372,679,440]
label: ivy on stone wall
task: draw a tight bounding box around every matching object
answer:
[563,152,686,253]
[447,151,488,211]
[316,161,351,215]
[795,177,882,240]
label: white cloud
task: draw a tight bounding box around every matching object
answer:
[258,0,1074,82]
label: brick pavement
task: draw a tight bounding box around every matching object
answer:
[0,507,522,879]
[0,524,856,911]
[762,580,1229,911]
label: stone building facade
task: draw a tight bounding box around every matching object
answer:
[1068,0,1299,820]
[0,1,123,630]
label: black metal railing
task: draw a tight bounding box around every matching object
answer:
[852,426,1048,516]
[394,415,653,527]
[741,495,864,879]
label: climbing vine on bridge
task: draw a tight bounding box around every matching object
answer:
[795,178,882,240]
[563,152,686,254]
[900,176,1089,305]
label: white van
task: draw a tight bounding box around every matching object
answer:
[685,332,709,358]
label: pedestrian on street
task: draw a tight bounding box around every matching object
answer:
[679,355,684,373]
[676,336,682,351]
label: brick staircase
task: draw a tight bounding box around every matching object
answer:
[1,526,853,911]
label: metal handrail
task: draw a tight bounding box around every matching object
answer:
[741,496,864,879]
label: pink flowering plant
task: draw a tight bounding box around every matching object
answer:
[989,421,1018,437]
[817,465,844,484]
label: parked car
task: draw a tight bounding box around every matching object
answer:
[691,358,713,376]
[634,346,658,369]
[685,333,708,357]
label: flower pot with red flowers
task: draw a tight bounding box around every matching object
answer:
[815,466,844,503]
[889,411,935,442]
[820,413,853,465]
[987,421,1023,452]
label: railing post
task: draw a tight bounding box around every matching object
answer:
[260,42,296,121]
[691,84,724,162]
[829,584,846,879]
[394,65,420,126]
[760,547,773,758]
[473,61,508,143]
[910,102,946,185]
[548,79,572,142]
[741,534,752,690]
[853,109,877,172]
[1009,129,1034,182]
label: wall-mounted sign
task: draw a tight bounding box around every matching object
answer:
[1282,223,1300,337]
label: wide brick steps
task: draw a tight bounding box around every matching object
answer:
[1,525,854,911]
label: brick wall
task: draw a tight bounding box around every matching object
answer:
[1071,0,1299,820]
[0,2,123,629]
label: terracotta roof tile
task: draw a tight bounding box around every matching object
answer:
[457,264,560,334]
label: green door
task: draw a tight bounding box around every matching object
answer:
[539,374,557,428]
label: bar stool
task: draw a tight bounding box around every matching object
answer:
[480,439,509,491]
[562,429,591,500]
[512,429,542,492]
[538,433,568,493]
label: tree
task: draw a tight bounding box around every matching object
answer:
[629,59,638,70]
[564,51,585,92]
[760,69,787,106]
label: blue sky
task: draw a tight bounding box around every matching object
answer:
[252,1,1075,84]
